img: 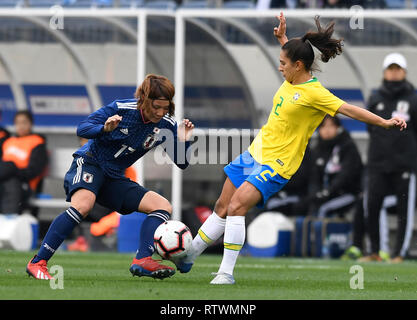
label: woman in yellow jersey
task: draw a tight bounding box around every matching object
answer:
[177,12,407,284]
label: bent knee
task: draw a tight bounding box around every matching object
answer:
[149,196,172,214]
[139,191,173,214]
[70,189,96,217]
[214,199,228,218]
[157,200,172,214]
[227,199,246,216]
[70,202,93,217]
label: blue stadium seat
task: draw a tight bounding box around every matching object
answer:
[385,0,405,8]
[28,0,62,7]
[62,0,93,6]
[180,0,213,8]
[94,0,114,7]
[143,0,177,9]
[0,0,25,7]
[62,0,113,7]
[222,0,255,8]
[118,0,144,7]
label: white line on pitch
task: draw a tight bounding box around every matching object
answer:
[195,263,332,270]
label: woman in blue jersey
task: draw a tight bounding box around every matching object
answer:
[26,74,194,280]
[179,13,407,285]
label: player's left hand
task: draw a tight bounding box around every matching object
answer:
[274,12,288,46]
[385,117,407,131]
[178,119,194,142]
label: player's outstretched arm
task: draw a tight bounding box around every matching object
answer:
[77,103,119,138]
[274,12,288,46]
[165,119,195,170]
[337,103,407,131]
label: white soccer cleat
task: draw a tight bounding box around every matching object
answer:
[210,272,235,285]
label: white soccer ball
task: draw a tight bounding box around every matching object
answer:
[153,220,193,261]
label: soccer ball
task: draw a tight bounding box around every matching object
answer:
[153,220,193,261]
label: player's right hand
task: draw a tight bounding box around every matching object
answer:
[103,115,122,132]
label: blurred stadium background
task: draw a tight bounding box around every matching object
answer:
[1,1,417,258]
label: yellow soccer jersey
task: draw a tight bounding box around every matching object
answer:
[248,77,345,179]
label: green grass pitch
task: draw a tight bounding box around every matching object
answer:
[1,250,417,300]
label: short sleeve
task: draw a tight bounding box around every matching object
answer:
[309,85,345,117]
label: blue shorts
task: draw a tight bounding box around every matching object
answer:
[224,151,289,208]
[63,156,148,215]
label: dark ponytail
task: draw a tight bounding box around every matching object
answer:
[302,16,343,63]
[282,16,343,71]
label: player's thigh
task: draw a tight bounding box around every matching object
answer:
[214,177,237,218]
[219,151,258,217]
[63,157,105,216]
[227,181,263,216]
[138,191,172,214]
[70,188,97,217]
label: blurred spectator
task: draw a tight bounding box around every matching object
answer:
[359,53,417,263]
[323,0,350,8]
[344,191,399,261]
[308,115,363,218]
[0,111,11,206]
[362,0,386,8]
[256,0,294,9]
[0,111,10,156]
[0,111,48,214]
[295,0,387,7]
[0,128,9,150]
[264,145,312,216]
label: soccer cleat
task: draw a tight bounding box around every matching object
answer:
[129,256,175,279]
[378,250,390,262]
[357,253,383,262]
[172,250,195,273]
[26,256,54,280]
[340,246,362,260]
[67,236,89,252]
[390,256,404,264]
[210,272,235,285]
[173,259,194,273]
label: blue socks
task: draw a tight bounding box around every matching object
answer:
[135,210,170,260]
[32,207,83,263]
[32,207,170,263]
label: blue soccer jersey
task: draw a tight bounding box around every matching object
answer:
[74,99,191,178]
